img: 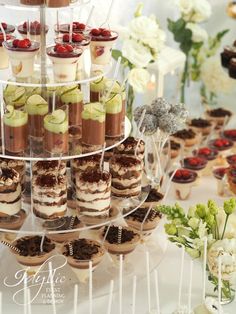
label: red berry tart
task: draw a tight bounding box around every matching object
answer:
[183,157,208,176]
[170,168,198,200]
[208,138,233,158]
[55,33,91,51]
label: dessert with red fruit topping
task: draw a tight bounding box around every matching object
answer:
[226,154,236,166]
[227,165,236,194]
[18,21,49,45]
[208,138,233,158]
[47,44,83,82]
[213,167,229,197]
[223,129,236,152]
[0,22,15,34]
[0,33,15,69]
[188,118,213,136]
[170,168,198,200]
[46,0,70,7]
[90,28,118,66]
[194,147,219,175]
[172,128,200,150]
[20,0,44,5]
[3,38,39,78]
[183,156,208,177]
[205,107,232,128]
[55,33,91,50]
[56,22,88,35]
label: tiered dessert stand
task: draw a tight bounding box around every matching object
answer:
[0,1,167,313]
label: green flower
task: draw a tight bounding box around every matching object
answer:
[134,2,144,17]
[177,227,190,237]
[208,200,219,215]
[205,214,215,227]
[165,223,177,236]
[196,204,207,219]
[187,206,196,218]
[186,247,200,259]
[188,217,200,230]
[224,198,236,215]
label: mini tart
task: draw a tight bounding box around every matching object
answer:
[188,118,213,136]
[142,188,164,208]
[125,207,162,235]
[0,209,26,230]
[213,167,228,197]
[11,235,55,267]
[205,108,232,127]
[170,169,198,200]
[43,216,83,243]
[227,166,236,195]
[100,225,140,255]
[208,138,233,159]
[172,129,199,148]
[183,157,208,177]
[62,238,105,269]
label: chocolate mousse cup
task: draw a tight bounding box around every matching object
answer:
[90,31,118,66]
[213,167,228,197]
[0,34,14,69]
[44,108,69,154]
[113,136,145,161]
[189,118,213,136]
[4,106,28,154]
[105,93,123,138]
[3,39,40,79]
[46,0,70,7]
[205,108,232,128]
[142,188,164,209]
[82,102,105,146]
[62,238,105,283]
[47,45,83,83]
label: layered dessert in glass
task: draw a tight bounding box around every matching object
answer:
[205,107,232,128]
[71,154,101,184]
[46,0,70,7]
[4,85,28,109]
[4,105,28,155]
[63,238,105,283]
[182,156,208,177]
[3,38,40,78]
[170,168,198,200]
[0,34,15,69]
[109,155,143,197]
[113,136,145,161]
[105,93,123,138]
[47,44,83,83]
[55,33,91,51]
[76,169,111,217]
[33,173,67,219]
[81,102,105,146]
[0,158,26,188]
[0,167,21,217]
[90,76,107,102]
[188,118,213,136]
[11,235,55,274]
[32,160,66,176]
[172,128,200,151]
[90,28,118,66]
[163,140,181,160]
[208,138,234,159]
[223,129,236,152]
[26,94,49,138]
[44,108,69,154]
[142,188,164,208]
[56,22,88,35]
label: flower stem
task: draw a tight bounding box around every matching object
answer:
[181,54,189,103]
[221,214,229,240]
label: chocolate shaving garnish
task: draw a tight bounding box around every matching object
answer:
[146,189,164,203]
[173,129,196,140]
[64,239,100,260]
[208,108,232,117]
[190,118,211,128]
[103,225,136,244]
[0,167,17,181]
[15,236,55,256]
[35,173,64,187]
[111,156,142,167]
[126,208,162,223]
[80,169,110,183]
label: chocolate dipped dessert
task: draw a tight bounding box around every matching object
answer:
[183,156,208,177]
[76,169,111,216]
[90,28,118,65]
[170,169,198,200]
[205,108,232,127]
[125,207,162,236]
[0,167,22,217]
[63,238,105,282]
[188,118,213,136]
[172,128,199,149]
[101,225,140,256]
[11,236,55,273]
[4,105,28,154]
[113,136,145,161]
[213,167,228,197]
[32,160,66,176]
[109,155,143,197]
[33,173,67,219]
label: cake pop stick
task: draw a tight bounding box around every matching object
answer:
[27,288,32,314]
[178,246,185,310]
[69,8,73,43]
[56,10,59,33]
[40,233,46,253]
[89,260,93,314]
[119,254,123,314]
[135,128,145,158]
[27,19,30,39]
[151,135,162,181]
[188,260,193,314]
[0,241,21,254]
[132,275,137,314]
[52,91,56,113]
[218,255,222,314]
[0,291,2,314]
[0,24,6,41]
[146,251,151,313]
[100,143,106,172]
[24,274,27,314]
[107,280,114,314]
[86,5,95,26]
[100,0,115,27]
[136,109,147,137]
[202,237,207,302]
[73,284,78,314]
[154,270,160,314]
[49,261,57,314]
[162,167,178,202]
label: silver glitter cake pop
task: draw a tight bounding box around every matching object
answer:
[151,98,171,117]
[159,113,181,134]
[170,103,188,122]
[134,105,152,124]
[139,114,158,135]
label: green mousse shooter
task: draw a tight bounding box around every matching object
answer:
[82,102,105,146]
[4,105,28,153]
[105,80,126,101]
[90,76,107,102]
[4,85,27,109]
[105,93,123,137]
[44,109,69,154]
[26,95,49,137]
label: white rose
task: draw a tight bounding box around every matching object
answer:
[122,39,153,68]
[128,68,150,93]
[191,0,212,23]
[128,16,160,41]
[177,0,194,15]
[186,23,208,43]
[142,30,166,58]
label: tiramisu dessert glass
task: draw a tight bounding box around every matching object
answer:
[0,158,26,188]
[113,136,145,161]
[44,108,69,154]
[109,155,143,197]
[33,173,67,219]
[32,160,66,176]
[81,102,105,146]
[76,169,111,217]
[170,169,198,200]
[193,147,219,175]
[142,188,164,209]
[0,167,21,218]
[213,167,229,197]
[71,154,101,184]
[47,44,83,83]
[0,33,14,69]
[182,157,208,178]
[4,105,28,155]
[3,38,39,78]
[62,238,105,283]
[11,235,55,275]
[90,28,118,66]
[172,128,200,152]
[26,94,49,138]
